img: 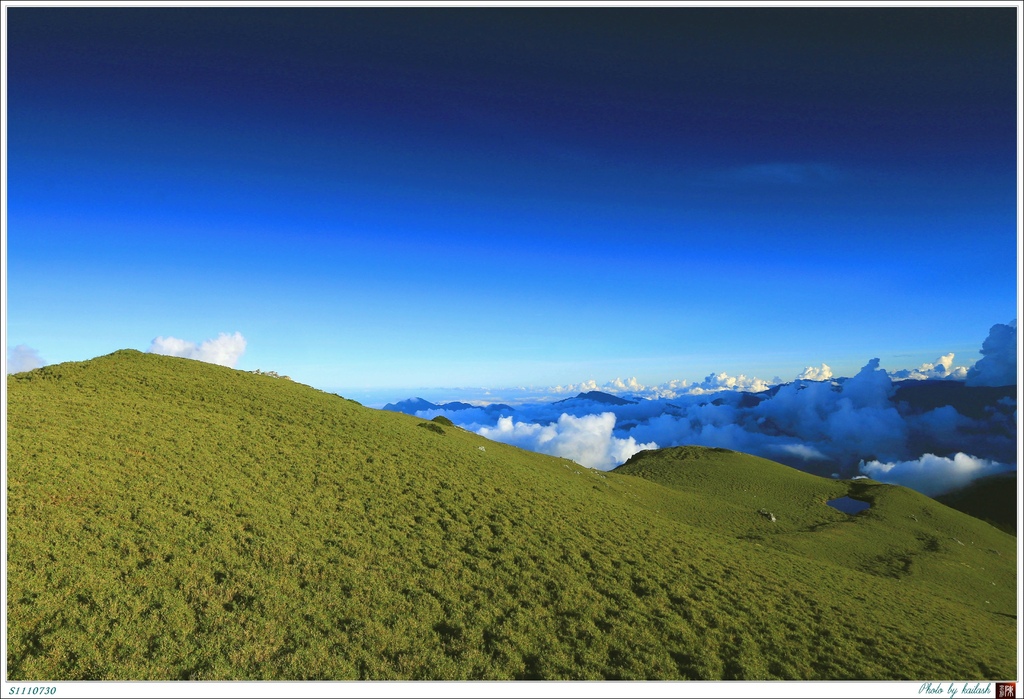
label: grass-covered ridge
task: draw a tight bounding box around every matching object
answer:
[6,351,1017,680]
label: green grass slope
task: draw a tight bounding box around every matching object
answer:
[5,351,1018,680]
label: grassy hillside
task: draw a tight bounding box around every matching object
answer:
[5,351,1018,680]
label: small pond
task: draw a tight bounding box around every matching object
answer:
[827,496,871,515]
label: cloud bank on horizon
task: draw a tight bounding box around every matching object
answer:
[497,349,987,405]
[547,370,780,400]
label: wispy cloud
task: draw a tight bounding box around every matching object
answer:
[148,332,247,368]
[6,345,45,374]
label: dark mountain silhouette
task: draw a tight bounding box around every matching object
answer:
[554,390,637,406]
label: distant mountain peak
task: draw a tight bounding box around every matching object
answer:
[382,397,438,414]
[554,390,637,406]
[382,397,510,416]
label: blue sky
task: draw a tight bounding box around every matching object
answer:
[5,7,1019,400]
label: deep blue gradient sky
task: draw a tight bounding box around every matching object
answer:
[5,7,1019,394]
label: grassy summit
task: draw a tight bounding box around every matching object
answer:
[5,351,1017,680]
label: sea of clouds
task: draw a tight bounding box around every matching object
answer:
[409,322,1018,496]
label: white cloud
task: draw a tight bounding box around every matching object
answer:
[549,379,600,394]
[889,353,969,381]
[477,412,657,470]
[860,453,1015,497]
[148,332,247,368]
[772,443,830,461]
[6,345,45,374]
[932,353,955,375]
[797,364,833,381]
[685,371,774,395]
[614,376,647,392]
[965,321,1017,387]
